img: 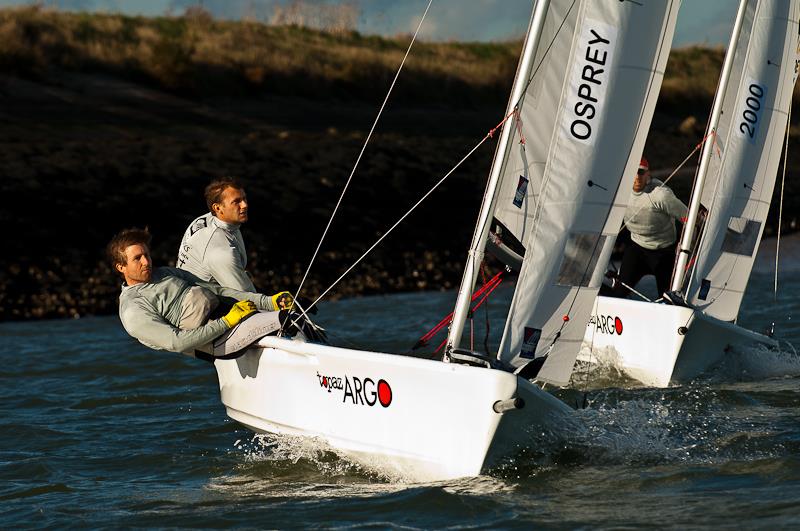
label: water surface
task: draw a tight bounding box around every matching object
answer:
[1,241,799,528]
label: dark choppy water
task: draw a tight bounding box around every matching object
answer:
[2,240,800,528]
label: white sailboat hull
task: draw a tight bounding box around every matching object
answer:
[214,336,574,482]
[580,295,778,387]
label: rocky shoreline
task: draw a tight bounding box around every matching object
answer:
[1,70,797,321]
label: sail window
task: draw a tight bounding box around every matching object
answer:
[556,233,607,288]
[698,279,711,301]
[720,217,761,256]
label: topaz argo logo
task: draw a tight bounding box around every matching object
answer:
[587,314,623,335]
[316,372,392,408]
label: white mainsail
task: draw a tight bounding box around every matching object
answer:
[683,0,800,320]
[489,0,577,250]
[494,1,681,386]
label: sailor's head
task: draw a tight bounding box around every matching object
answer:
[206,177,248,225]
[107,228,153,285]
[633,157,650,193]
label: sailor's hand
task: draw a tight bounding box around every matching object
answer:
[271,291,294,311]
[222,300,257,328]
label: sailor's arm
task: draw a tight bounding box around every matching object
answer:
[656,187,689,221]
[120,301,229,353]
[163,267,280,311]
[206,244,257,292]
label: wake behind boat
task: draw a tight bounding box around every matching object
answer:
[212,0,680,482]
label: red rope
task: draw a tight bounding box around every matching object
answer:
[413,271,504,351]
[416,107,519,353]
[695,130,719,158]
[432,272,505,355]
[488,109,518,139]
[515,110,526,145]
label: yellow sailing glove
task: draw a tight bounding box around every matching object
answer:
[271,291,295,311]
[222,300,257,328]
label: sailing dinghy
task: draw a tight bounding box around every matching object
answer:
[580,0,800,388]
[213,0,680,482]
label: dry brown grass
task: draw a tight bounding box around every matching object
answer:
[663,46,724,95]
[269,0,359,35]
[0,6,520,103]
[0,7,796,107]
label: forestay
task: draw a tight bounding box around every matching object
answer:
[493,0,681,386]
[685,0,800,321]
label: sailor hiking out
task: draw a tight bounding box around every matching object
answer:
[109,228,303,359]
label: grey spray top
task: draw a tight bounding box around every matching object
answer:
[177,212,255,292]
[118,267,274,354]
[623,178,688,251]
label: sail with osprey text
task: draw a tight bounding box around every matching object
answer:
[683,0,800,321]
[488,0,681,386]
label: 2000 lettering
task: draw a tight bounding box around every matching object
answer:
[739,83,765,139]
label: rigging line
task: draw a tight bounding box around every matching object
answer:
[414,271,503,348]
[447,1,576,357]
[537,65,678,346]
[288,0,434,313]
[489,0,575,236]
[294,125,503,322]
[516,0,577,108]
[434,271,504,355]
[483,292,491,355]
[684,131,736,296]
[775,97,792,301]
[529,9,684,369]
[529,10,680,357]
[497,2,584,360]
[517,1,676,340]
[622,132,712,234]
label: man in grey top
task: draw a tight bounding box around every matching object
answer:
[605,157,688,298]
[109,228,292,357]
[177,178,256,292]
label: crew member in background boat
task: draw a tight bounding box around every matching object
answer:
[177,177,259,292]
[602,157,688,299]
[109,228,295,357]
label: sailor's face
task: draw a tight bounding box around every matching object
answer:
[118,244,152,285]
[633,168,650,193]
[214,187,248,225]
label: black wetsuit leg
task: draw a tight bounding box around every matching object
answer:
[651,245,677,296]
[607,243,649,298]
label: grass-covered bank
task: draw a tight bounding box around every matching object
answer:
[0,6,520,106]
[1,7,798,321]
[6,6,798,109]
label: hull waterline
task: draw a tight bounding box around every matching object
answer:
[215,336,574,482]
[580,295,777,387]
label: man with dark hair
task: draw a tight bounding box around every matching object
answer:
[604,157,688,298]
[109,227,293,356]
[177,177,258,292]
